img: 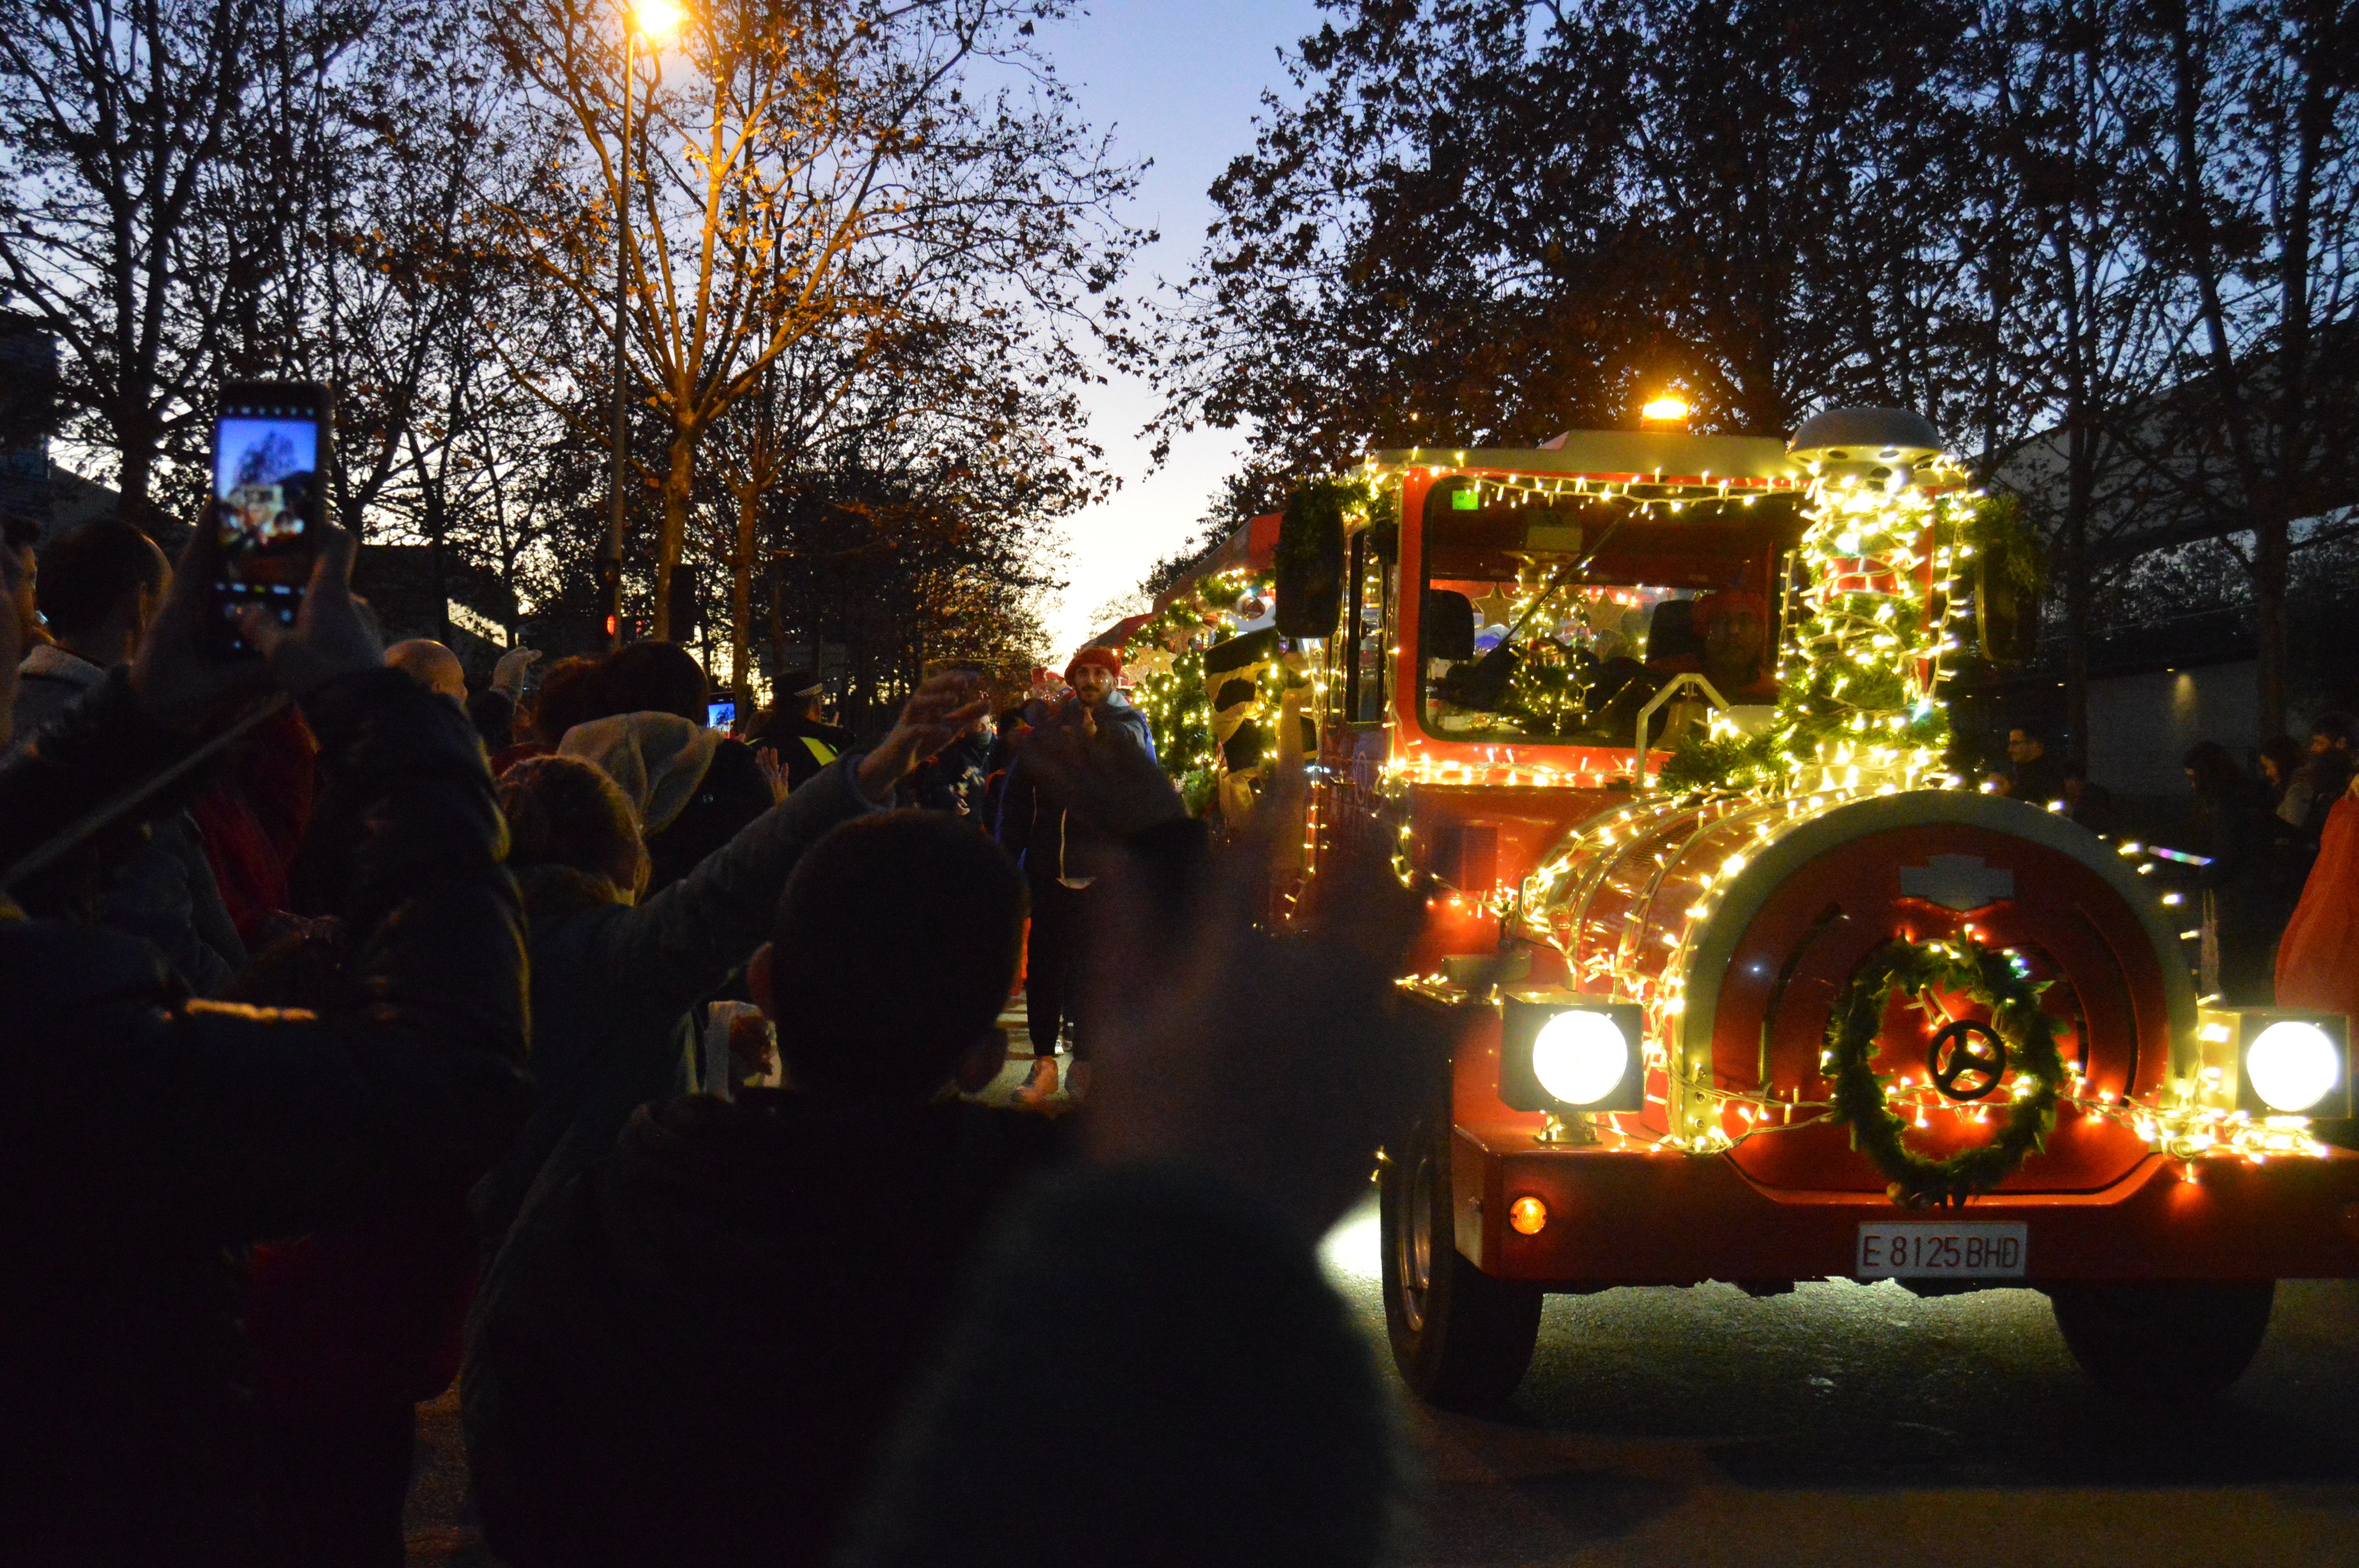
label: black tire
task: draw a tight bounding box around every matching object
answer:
[2047,1281,2277,1404]
[1379,1113,1543,1408]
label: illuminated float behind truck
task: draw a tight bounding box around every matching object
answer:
[1284,410,2359,1408]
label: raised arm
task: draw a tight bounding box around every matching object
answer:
[594,674,994,1016]
[15,526,532,1242]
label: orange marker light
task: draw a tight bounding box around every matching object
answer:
[1508,1196,1548,1235]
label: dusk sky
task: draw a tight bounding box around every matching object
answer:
[1033,0,1325,658]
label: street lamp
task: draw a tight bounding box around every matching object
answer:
[1639,392,1691,427]
[605,0,682,648]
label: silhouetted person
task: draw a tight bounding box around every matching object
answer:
[464,813,1061,1568]
[0,523,529,1566]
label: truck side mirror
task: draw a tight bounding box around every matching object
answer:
[1276,483,1348,638]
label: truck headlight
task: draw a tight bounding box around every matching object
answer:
[2247,1022,2342,1114]
[2196,1007,2351,1118]
[1500,993,1645,1113]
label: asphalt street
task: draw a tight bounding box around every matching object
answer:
[1317,1196,2359,1568]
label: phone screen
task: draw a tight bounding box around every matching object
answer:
[212,386,328,650]
[707,699,737,731]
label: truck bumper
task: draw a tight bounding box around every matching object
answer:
[1453,1128,2359,1286]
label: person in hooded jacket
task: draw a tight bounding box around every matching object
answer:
[0,521,531,1568]
[465,670,989,1263]
[994,647,1155,1105]
[463,810,1066,1568]
[572,640,774,894]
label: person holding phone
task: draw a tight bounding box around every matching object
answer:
[993,648,1155,1106]
[0,507,532,1566]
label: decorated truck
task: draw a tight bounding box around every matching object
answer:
[1267,408,2358,1408]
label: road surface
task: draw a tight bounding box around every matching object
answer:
[1317,1195,2359,1567]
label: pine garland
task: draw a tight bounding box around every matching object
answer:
[1825,936,2066,1208]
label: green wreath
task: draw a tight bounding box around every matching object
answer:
[1825,937,2066,1208]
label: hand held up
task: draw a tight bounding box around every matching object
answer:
[232,524,385,699]
[854,671,992,799]
[1080,744,1452,1243]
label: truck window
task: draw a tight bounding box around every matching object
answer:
[1417,482,1790,746]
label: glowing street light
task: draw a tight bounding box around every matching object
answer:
[1641,392,1690,426]
[632,0,682,36]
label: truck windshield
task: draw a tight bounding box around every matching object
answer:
[1418,488,1791,746]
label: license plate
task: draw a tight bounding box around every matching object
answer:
[1856,1221,2027,1279]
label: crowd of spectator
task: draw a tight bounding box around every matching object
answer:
[1985,714,2359,1016]
[2,516,1420,1568]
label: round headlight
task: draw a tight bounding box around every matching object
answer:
[2246,1021,2340,1113]
[1531,1010,1631,1106]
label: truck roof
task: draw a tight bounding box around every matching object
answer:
[1365,430,1808,492]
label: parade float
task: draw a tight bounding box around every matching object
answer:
[1258,408,2359,1408]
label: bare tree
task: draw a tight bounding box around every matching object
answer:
[485,0,1136,641]
[2118,0,2359,734]
[0,0,267,519]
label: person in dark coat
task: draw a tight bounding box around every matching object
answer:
[2181,740,2292,1004]
[994,647,1156,1104]
[465,812,1063,1568]
[0,523,532,1568]
[756,666,854,793]
[2279,713,2355,845]
[2001,725,2068,806]
[8,516,245,991]
[912,708,994,819]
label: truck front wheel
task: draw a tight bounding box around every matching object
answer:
[1379,1119,1542,1408]
[2047,1281,2276,1404]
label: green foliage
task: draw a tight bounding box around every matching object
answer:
[1661,486,1972,794]
[1178,767,1219,817]
[1963,491,2044,595]
[1825,937,2066,1209]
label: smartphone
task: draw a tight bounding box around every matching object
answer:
[707,698,736,731]
[210,381,332,653]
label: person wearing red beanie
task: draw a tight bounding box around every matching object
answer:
[994,646,1156,1105]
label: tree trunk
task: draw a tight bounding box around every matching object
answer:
[652,426,697,641]
[115,419,158,534]
[731,476,759,718]
[2061,407,2093,769]
[426,479,450,645]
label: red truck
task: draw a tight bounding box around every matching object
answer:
[1285,415,2357,1407]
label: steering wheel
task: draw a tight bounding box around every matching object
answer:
[1926,1018,2008,1102]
